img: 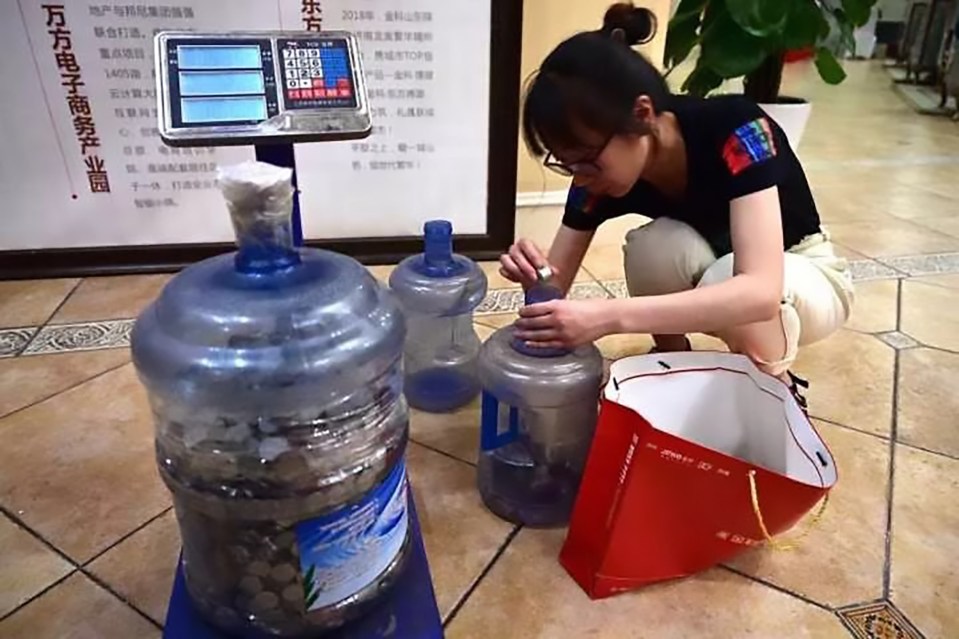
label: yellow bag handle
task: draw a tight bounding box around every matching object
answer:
[748,469,830,551]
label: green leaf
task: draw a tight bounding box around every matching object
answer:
[814,47,847,84]
[841,0,873,26]
[726,0,790,37]
[782,0,829,49]
[665,10,702,68]
[681,63,724,97]
[672,0,708,21]
[698,4,768,79]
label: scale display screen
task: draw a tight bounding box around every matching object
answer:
[181,96,268,123]
[157,31,372,145]
[178,45,262,69]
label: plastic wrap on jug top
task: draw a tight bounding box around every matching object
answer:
[477,282,604,528]
[389,220,487,413]
[131,161,411,638]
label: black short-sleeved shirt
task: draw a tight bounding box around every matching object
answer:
[562,94,821,256]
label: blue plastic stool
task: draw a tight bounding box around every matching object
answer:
[163,497,442,639]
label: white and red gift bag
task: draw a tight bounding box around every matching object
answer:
[560,351,837,599]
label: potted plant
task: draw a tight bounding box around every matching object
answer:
[664,0,879,149]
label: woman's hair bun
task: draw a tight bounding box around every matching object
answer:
[601,2,657,46]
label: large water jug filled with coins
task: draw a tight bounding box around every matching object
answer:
[133,30,413,637]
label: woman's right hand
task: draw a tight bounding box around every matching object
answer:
[499,238,558,289]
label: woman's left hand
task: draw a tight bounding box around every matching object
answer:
[514,299,615,350]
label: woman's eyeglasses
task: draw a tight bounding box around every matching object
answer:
[543,154,602,177]
[542,135,613,177]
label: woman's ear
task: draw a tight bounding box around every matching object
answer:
[610,27,626,43]
[632,95,656,125]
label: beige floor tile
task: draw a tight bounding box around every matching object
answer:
[445,528,847,638]
[911,216,959,240]
[0,364,170,562]
[910,273,959,289]
[366,263,395,283]
[897,348,959,458]
[86,510,179,625]
[407,443,514,619]
[727,421,888,607]
[581,243,625,281]
[51,274,171,324]
[0,279,78,328]
[890,446,959,638]
[829,242,870,261]
[0,515,73,618]
[0,350,130,418]
[830,182,959,221]
[410,400,480,465]
[845,279,899,334]
[793,330,894,437]
[826,218,959,258]
[595,333,654,360]
[901,278,959,351]
[474,313,515,329]
[514,206,564,248]
[0,573,160,639]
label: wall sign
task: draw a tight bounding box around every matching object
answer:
[0,0,521,278]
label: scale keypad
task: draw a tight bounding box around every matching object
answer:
[280,39,355,108]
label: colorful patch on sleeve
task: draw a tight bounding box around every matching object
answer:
[567,186,599,214]
[722,118,777,176]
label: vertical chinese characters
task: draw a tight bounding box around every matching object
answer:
[43,4,111,193]
[302,0,322,32]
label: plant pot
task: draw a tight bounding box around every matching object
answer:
[758,97,812,153]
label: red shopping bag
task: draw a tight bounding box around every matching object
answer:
[559,351,837,599]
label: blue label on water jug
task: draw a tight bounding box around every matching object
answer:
[480,391,519,451]
[295,461,409,611]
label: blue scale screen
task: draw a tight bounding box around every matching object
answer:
[181,96,268,123]
[178,45,261,69]
[176,44,267,124]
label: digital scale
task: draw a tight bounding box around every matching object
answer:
[156,30,372,146]
[155,31,374,244]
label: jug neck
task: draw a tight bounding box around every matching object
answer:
[511,283,569,358]
[416,219,466,277]
[231,210,301,274]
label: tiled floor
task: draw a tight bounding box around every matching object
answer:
[2,62,958,638]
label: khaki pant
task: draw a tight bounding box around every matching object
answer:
[622,218,855,375]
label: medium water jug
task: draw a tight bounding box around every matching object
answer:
[477,287,604,527]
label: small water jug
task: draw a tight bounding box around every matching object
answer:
[389,220,487,413]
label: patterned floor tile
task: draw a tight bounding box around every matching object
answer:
[0,328,36,358]
[880,251,959,277]
[21,320,133,355]
[875,331,920,351]
[848,259,904,282]
[838,600,924,639]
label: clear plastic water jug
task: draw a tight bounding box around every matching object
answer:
[131,161,411,637]
[389,220,487,413]
[477,287,604,527]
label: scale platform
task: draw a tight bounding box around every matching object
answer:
[163,497,443,639]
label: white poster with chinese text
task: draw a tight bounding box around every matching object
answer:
[0,0,491,250]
